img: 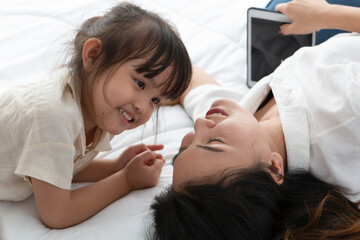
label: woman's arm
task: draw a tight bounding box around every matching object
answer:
[179,66,219,106]
[161,66,219,106]
[32,146,164,229]
[276,0,360,34]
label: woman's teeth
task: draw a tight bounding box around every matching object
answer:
[209,113,225,116]
[206,107,228,117]
[120,109,133,122]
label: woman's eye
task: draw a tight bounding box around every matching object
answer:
[151,97,160,105]
[135,79,145,89]
[208,138,224,144]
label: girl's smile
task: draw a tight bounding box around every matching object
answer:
[118,108,135,125]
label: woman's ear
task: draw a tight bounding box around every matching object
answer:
[268,152,284,185]
[82,38,102,71]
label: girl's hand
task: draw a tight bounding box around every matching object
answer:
[123,148,165,190]
[114,144,164,172]
[276,0,330,35]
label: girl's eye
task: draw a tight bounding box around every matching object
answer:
[151,97,160,105]
[135,79,145,89]
[208,138,224,144]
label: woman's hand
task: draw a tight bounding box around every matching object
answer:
[122,146,165,190]
[276,0,330,35]
[114,143,164,172]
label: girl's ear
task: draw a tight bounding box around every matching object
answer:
[268,152,284,185]
[82,38,102,71]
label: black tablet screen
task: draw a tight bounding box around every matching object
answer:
[251,17,313,82]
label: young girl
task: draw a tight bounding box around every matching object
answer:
[0,2,192,229]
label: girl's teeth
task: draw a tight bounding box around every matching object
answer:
[120,109,133,121]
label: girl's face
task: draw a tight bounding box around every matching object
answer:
[89,58,170,135]
[172,99,274,188]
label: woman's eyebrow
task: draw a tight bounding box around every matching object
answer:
[196,144,224,153]
[171,144,224,165]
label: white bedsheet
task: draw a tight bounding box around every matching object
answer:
[0,0,268,239]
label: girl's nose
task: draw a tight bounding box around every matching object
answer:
[133,98,147,115]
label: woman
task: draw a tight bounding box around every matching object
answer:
[151,32,360,239]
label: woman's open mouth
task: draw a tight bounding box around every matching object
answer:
[205,107,228,117]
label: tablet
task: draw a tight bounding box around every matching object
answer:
[247,7,316,88]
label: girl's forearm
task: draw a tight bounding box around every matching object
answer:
[72,158,116,183]
[33,170,131,229]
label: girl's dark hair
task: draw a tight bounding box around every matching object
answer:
[150,164,360,240]
[68,2,192,101]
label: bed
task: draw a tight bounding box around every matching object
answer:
[0,0,269,239]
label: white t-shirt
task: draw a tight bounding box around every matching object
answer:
[183,33,360,202]
[0,73,112,201]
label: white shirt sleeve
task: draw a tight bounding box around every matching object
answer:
[183,84,247,122]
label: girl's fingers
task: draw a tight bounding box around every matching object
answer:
[155,153,163,159]
[129,144,163,154]
[145,157,165,166]
[123,144,164,163]
[152,158,165,168]
[145,158,165,167]
[145,159,154,166]
[135,150,165,166]
[146,144,164,151]
[125,143,148,154]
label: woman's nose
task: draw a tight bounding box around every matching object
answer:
[194,117,216,131]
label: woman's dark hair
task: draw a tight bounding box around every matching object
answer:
[68,2,192,102]
[150,164,360,240]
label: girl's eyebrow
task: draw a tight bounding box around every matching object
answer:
[133,66,159,88]
[136,72,157,87]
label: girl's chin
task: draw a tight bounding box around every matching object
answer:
[110,123,138,135]
[106,125,125,135]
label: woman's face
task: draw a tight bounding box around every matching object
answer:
[172,99,274,188]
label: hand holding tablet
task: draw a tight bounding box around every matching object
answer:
[246,7,316,88]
